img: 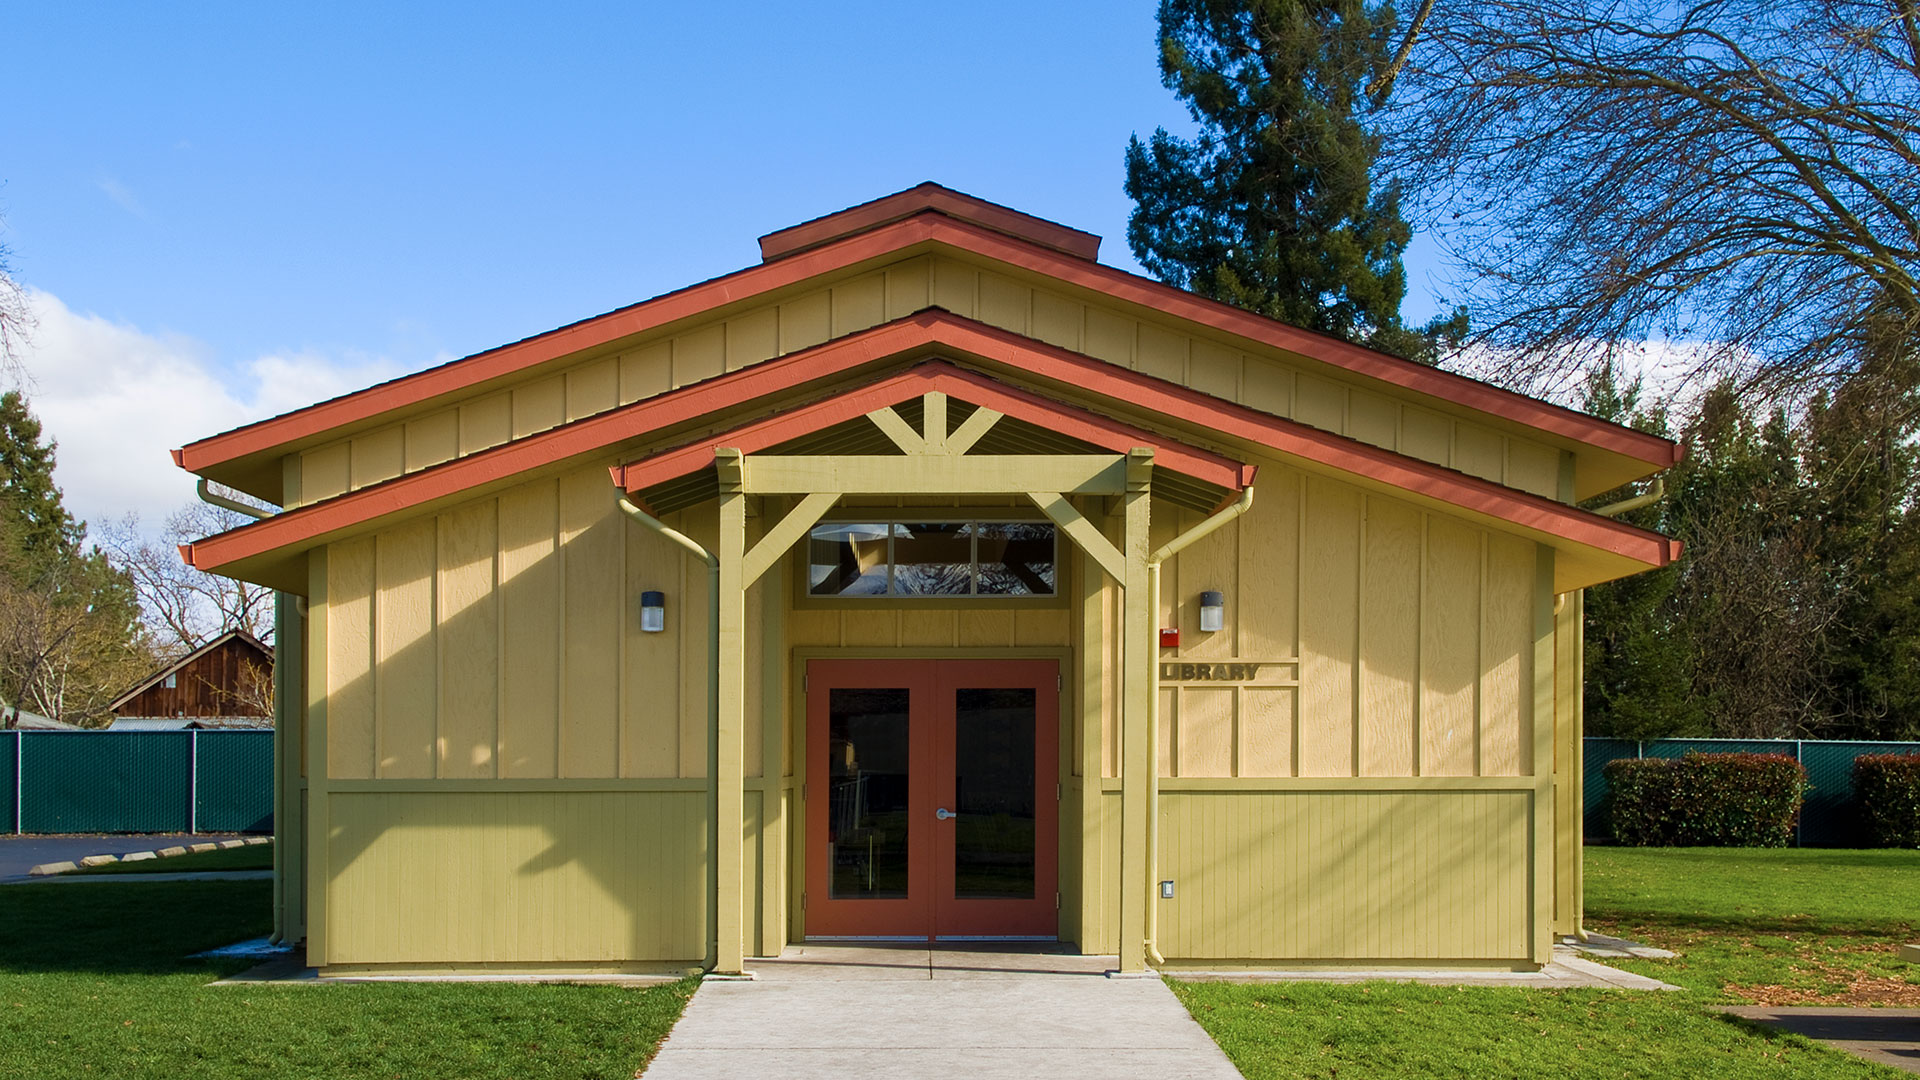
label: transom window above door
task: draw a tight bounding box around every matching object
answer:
[807,520,1057,597]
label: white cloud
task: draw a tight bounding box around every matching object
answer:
[96,176,147,219]
[14,288,405,537]
[1444,337,1745,417]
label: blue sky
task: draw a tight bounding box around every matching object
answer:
[4,2,1449,529]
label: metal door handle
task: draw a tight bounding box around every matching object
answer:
[936,807,958,820]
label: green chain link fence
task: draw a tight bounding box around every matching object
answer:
[1,730,272,834]
[1584,737,1920,845]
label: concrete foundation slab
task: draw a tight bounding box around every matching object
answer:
[1173,946,1678,990]
[1564,932,1677,960]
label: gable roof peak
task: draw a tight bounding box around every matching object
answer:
[758,182,1102,263]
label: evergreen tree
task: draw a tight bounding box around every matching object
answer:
[0,391,81,577]
[1800,345,1920,738]
[1124,0,1464,361]
[0,392,150,726]
[1577,362,1701,738]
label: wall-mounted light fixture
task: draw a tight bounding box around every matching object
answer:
[640,590,667,633]
[1198,590,1225,633]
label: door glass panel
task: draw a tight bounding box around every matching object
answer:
[892,522,973,595]
[952,687,1037,899]
[827,688,912,899]
[809,524,890,596]
[974,523,1056,595]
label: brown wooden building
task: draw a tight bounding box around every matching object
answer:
[110,630,274,724]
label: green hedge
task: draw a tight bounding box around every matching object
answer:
[1854,753,1920,847]
[1605,752,1807,846]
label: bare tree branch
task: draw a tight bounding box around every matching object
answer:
[1368,0,1437,101]
[98,499,274,655]
[1381,0,1920,400]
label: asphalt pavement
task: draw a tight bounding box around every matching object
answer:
[0,833,226,880]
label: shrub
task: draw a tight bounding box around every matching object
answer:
[1605,752,1807,846]
[1854,753,1920,848]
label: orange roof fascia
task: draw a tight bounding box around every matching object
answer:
[174,214,1677,480]
[758,182,1102,262]
[180,310,1676,577]
[609,361,1253,494]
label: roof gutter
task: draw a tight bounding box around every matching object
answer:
[1144,486,1256,968]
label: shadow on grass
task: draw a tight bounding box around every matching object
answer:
[1589,909,1918,940]
[0,880,272,976]
[1715,1011,1825,1049]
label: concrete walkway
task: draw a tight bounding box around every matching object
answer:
[1724,1007,1920,1074]
[643,944,1244,1079]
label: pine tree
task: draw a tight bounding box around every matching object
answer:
[0,390,81,578]
[1577,361,1701,738]
[0,392,150,725]
[1800,346,1920,738]
[1124,0,1463,361]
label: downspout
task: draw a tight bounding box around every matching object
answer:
[195,478,302,615]
[617,494,722,969]
[196,477,289,939]
[1143,486,1254,967]
[1592,476,1664,518]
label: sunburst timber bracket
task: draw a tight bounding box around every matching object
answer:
[864,390,1005,456]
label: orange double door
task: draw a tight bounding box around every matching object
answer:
[804,659,1060,940]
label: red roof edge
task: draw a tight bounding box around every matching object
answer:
[759,182,1101,263]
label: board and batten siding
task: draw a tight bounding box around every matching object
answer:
[1153,787,1533,962]
[320,460,768,781]
[1090,456,1540,782]
[289,253,1567,509]
[323,789,707,966]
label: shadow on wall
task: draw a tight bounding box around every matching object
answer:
[322,786,712,966]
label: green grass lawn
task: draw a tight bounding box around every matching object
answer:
[0,880,694,1079]
[76,843,274,874]
[1584,847,1920,1005]
[1176,847,1920,1079]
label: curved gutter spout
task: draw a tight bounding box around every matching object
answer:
[197,478,274,520]
[617,495,722,969]
[1144,485,1255,967]
[1593,476,1664,519]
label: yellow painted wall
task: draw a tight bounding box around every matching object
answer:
[928,256,1566,500]
[319,460,767,781]
[289,253,1566,509]
[323,788,706,965]
[1083,456,1540,782]
[293,298,1579,966]
[1153,787,1534,962]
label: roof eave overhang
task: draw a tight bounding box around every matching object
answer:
[174,213,1678,505]
[180,311,1677,594]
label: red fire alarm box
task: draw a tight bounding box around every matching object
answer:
[1159,628,1180,648]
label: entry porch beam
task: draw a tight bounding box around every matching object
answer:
[739,454,1127,496]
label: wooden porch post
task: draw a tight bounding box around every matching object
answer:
[714,448,749,975]
[1118,448,1154,972]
